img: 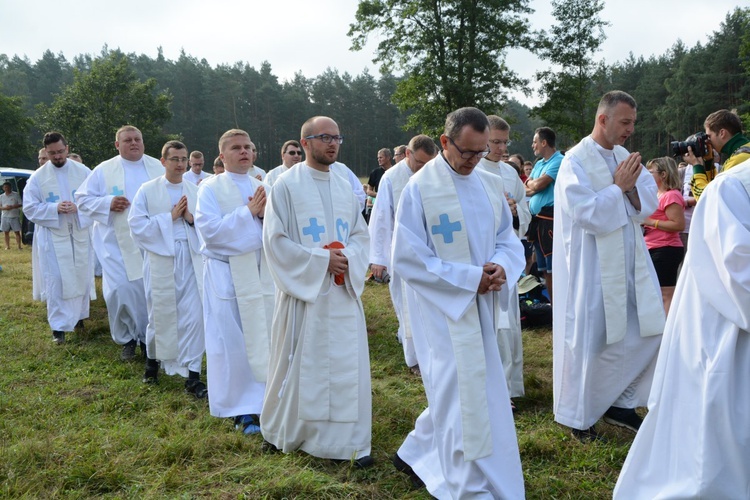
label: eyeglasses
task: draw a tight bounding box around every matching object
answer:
[489,139,512,146]
[305,134,344,144]
[447,137,490,159]
[167,157,189,163]
[286,150,302,156]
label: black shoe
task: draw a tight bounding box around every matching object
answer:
[74,320,84,332]
[392,453,425,489]
[142,359,159,384]
[185,379,208,399]
[121,340,137,361]
[603,406,642,433]
[261,440,280,454]
[52,331,65,345]
[139,342,148,358]
[571,426,605,443]
[352,455,375,469]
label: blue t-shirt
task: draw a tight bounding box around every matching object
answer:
[529,150,563,215]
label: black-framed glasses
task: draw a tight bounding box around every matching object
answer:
[305,134,344,144]
[447,136,489,159]
[489,139,512,146]
[286,150,302,156]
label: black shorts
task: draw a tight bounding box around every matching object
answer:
[649,246,684,287]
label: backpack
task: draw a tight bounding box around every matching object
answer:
[517,275,552,328]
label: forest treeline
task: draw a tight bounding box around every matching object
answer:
[0,6,747,174]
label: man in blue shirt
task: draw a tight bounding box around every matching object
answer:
[525,127,563,303]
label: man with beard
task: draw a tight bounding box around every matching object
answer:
[552,91,664,442]
[261,116,372,467]
[76,125,164,360]
[24,132,93,344]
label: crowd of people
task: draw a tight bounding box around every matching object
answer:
[15,89,750,498]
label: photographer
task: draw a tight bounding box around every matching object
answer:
[684,109,750,200]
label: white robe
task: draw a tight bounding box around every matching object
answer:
[24,160,93,331]
[76,155,164,345]
[128,176,204,376]
[552,138,663,430]
[261,164,371,460]
[264,164,288,186]
[195,171,271,418]
[249,165,266,181]
[330,161,367,212]
[614,160,750,499]
[368,160,417,367]
[183,169,211,185]
[393,156,525,499]
[478,157,530,397]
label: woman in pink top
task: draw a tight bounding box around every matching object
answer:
[644,157,686,314]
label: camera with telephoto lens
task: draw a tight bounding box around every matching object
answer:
[671,132,710,158]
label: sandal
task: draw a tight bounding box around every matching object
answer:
[185,379,208,399]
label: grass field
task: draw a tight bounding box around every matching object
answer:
[0,248,637,498]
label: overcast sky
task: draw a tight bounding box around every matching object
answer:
[0,0,741,106]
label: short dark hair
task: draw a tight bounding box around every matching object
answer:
[445,107,489,140]
[161,140,187,159]
[213,156,224,167]
[704,109,743,136]
[408,135,438,156]
[281,140,301,155]
[535,127,556,149]
[43,131,67,147]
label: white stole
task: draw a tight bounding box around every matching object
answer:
[284,165,361,422]
[571,136,664,344]
[101,155,164,281]
[36,162,90,299]
[209,173,272,382]
[413,161,503,461]
[386,160,413,209]
[141,177,203,360]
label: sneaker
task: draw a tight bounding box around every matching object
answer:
[392,453,425,489]
[603,406,642,433]
[234,414,261,435]
[409,364,421,377]
[121,340,137,361]
[571,426,605,443]
[261,440,280,454]
[52,331,65,345]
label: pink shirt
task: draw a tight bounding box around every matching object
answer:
[645,189,685,250]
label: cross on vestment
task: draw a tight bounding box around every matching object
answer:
[431,213,462,244]
[46,192,60,203]
[302,217,326,242]
[111,185,124,196]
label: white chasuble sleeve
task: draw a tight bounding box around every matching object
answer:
[195,182,262,256]
[128,183,175,257]
[368,177,395,268]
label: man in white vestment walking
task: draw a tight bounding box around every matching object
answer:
[195,129,273,434]
[392,107,525,498]
[183,150,211,185]
[614,158,750,499]
[552,91,665,442]
[248,141,266,181]
[369,134,437,374]
[261,116,373,468]
[265,140,303,186]
[24,132,93,345]
[128,140,207,398]
[76,125,164,361]
[478,114,531,401]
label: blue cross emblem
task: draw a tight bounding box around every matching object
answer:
[431,213,461,244]
[302,217,325,242]
[111,185,124,196]
[46,192,60,203]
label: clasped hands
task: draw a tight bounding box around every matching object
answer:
[478,263,506,294]
[171,195,194,224]
[57,200,78,214]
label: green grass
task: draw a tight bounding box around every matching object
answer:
[0,249,636,498]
